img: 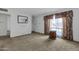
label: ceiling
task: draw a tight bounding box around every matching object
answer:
[8,8,73,16]
[19,8,61,15]
[10,8,62,16]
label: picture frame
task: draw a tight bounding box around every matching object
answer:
[17,15,28,23]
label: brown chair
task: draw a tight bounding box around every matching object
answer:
[49,31,56,39]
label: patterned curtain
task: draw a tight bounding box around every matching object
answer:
[62,17,67,39]
[44,15,53,35]
[55,10,73,40]
[65,10,73,40]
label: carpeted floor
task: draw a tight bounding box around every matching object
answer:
[0,33,79,51]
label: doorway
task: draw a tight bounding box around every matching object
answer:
[50,15,63,38]
[0,13,10,38]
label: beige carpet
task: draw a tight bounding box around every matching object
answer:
[0,33,79,51]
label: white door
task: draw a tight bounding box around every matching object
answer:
[0,14,7,36]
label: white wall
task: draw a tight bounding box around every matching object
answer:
[73,9,79,41]
[32,16,34,31]
[0,9,32,37]
[9,9,32,37]
[32,16,44,33]
[7,15,10,31]
[33,9,79,42]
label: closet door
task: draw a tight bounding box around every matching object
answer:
[0,14,7,36]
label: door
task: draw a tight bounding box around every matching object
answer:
[0,14,7,36]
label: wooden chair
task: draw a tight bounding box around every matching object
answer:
[49,31,56,39]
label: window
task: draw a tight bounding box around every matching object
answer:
[50,15,63,38]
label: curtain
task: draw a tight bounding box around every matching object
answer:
[55,12,66,19]
[55,10,73,40]
[62,17,67,38]
[65,10,73,40]
[44,15,53,35]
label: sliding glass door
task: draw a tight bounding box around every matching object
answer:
[50,15,63,38]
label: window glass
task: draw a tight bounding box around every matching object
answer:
[50,15,63,37]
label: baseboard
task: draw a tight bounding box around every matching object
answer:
[10,34,31,38]
[0,35,10,38]
[32,31,44,35]
[73,40,79,43]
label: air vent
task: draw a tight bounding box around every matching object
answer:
[0,8,8,12]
